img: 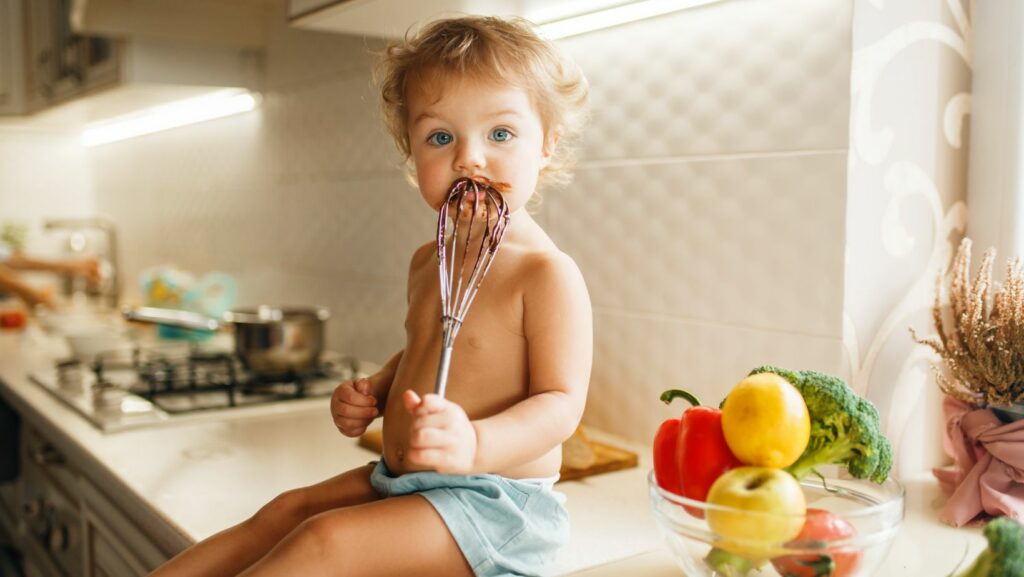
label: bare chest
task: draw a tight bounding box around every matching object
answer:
[407,265,524,354]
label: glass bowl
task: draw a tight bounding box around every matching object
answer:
[647,470,904,577]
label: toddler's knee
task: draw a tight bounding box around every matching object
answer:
[252,489,308,527]
[293,513,351,557]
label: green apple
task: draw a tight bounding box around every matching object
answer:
[705,466,806,558]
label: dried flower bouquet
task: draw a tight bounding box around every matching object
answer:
[912,237,1024,409]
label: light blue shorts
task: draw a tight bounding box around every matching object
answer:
[369,460,570,577]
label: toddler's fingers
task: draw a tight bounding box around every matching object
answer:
[334,404,378,420]
[403,389,422,413]
[409,426,445,449]
[340,383,376,406]
[410,411,449,434]
[335,419,370,438]
[406,447,445,469]
[417,393,448,414]
[354,378,374,397]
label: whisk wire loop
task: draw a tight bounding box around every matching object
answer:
[434,178,511,397]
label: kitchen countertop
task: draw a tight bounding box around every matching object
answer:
[0,325,658,574]
[0,323,988,576]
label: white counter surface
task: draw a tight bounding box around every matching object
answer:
[0,326,658,574]
[0,325,988,576]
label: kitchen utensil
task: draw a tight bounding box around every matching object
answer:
[64,328,133,362]
[647,470,904,577]
[124,305,330,375]
[434,177,511,398]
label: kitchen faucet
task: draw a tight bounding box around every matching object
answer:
[43,217,120,309]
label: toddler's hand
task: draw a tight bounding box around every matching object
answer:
[403,390,477,474]
[330,378,379,437]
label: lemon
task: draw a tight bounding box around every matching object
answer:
[721,373,810,468]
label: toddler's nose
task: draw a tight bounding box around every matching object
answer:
[453,141,486,174]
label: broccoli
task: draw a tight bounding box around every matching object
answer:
[748,366,893,483]
[954,516,1024,577]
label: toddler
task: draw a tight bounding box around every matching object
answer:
[151,15,592,577]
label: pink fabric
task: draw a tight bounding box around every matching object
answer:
[932,396,1024,527]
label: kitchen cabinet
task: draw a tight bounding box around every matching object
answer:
[0,0,28,114]
[288,0,557,38]
[81,476,167,577]
[0,0,120,116]
[11,422,170,577]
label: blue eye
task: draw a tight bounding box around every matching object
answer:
[491,128,513,142]
[427,132,453,146]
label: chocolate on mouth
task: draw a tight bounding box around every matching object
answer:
[457,176,511,193]
[445,177,510,219]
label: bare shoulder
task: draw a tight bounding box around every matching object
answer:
[405,240,436,301]
[409,240,435,272]
[520,248,590,307]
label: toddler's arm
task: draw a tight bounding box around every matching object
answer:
[472,254,592,472]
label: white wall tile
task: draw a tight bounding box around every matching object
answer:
[560,0,852,160]
[583,310,843,445]
[548,153,847,338]
[0,128,95,256]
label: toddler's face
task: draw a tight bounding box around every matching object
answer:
[406,74,552,214]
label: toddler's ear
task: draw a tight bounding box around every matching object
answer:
[541,129,562,167]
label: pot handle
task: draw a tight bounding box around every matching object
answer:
[123,307,220,331]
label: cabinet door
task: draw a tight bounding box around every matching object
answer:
[85,515,149,577]
[23,558,64,577]
[22,0,119,109]
[0,0,27,114]
[80,480,168,576]
[25,0,56,108]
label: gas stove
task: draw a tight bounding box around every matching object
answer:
[29,341,379,433]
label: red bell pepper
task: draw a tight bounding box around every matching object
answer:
[654,389,742,517]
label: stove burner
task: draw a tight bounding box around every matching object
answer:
[60,343,358,416]
[30,341,380,433]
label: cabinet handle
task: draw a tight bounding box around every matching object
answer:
[48,524,69,553]
[22,497,44,520]
[32,444,65,467]
[37,49,54,99]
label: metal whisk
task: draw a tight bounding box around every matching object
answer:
[434,177,511,398]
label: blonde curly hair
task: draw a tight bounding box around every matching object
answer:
[376,16,590,190]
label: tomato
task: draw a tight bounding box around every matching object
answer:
[771,508,862,577]
[0,309,26,329]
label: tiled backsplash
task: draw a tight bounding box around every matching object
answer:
[84,0,852,444]
[0,129,95,256]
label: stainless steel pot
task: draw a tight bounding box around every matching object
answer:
[124,305,330,374]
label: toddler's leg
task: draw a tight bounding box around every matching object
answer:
[238,494,474,577]
[149,463,380,577]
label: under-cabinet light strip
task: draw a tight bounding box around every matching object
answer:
[81,88,259,147]
[537,0,724,39]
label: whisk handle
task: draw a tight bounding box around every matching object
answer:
[434,345,454,398]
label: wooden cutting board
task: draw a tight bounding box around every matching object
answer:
[357,429,638,482]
